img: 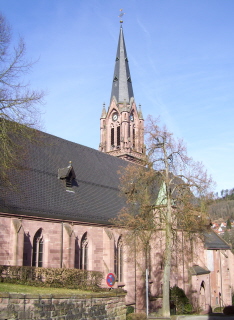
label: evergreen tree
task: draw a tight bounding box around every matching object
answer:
[227,219,232,229]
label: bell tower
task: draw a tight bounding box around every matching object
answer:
[99,24,145,163]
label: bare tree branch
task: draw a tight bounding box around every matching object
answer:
[0,12,44,185]
[114,115,215,316]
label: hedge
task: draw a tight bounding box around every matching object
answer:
[0,265,103,290]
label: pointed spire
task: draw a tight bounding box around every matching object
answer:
[110,25,134,104]
[138,104,144,120]
[100,103,107,118]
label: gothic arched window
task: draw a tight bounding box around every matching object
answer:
[80,232,88,270]
[32,228,43,267]
[116,237,123,282]
[117,125,120,147]
[111,127,114,146]
[133,127,136,148]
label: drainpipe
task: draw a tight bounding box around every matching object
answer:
[135,236,137,310]
[146,268,149,317]
[182,231,185,290]
[209,272,212,310]
[60,222,63,268]
[219,251,223,307]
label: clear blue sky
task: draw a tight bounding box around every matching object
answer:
[1,0,234,194]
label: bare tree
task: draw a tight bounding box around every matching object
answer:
[146,116,214,317]
[0,12,44,184]
[112,161,160,314]
[114,115,214,316]
[114,161,159,267]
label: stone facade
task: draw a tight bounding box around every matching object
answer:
[0,292,126,320]
[1,215,234,313]
[99,98,145,163]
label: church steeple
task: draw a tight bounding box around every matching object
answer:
[99,24,145,163]
[110,25,134,104]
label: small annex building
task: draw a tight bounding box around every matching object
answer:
[0,24,234,313]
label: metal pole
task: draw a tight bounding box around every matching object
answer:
[219,251,223,307]
[146,268,149,317]
[135,236,137,310]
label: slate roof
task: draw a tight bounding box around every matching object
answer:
[110,25,134,104]
[203,230,230,250]
[1,129,232,251]
[0,131,130,225]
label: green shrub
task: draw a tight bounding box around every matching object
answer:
[213,306,223,313]
[223,306,234,315]
[0,265,103,290]
[126,313,147,320]
[126,305,134,315]
[170,285,193,314]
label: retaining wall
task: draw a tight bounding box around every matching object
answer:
[0,291,126,320]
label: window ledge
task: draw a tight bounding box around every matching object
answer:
[117,282,125,288]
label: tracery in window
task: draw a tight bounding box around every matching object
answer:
[32,228,43,267]
[80,232,88,270]
[116,237,123,282]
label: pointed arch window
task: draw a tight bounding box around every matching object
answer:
[110,112,120,150]
[133,127,136,149]
[116,237,123,282]
[111,127,114,146]
[117,125,120,147]
[80,233,88,270]
[32,228,43,267]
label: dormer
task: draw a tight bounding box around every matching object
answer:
[58,161,76,191]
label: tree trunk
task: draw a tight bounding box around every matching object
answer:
[162,143,173,318]
[162,204,173,317]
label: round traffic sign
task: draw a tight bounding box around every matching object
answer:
[106,273,116,287]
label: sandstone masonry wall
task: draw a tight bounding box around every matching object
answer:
[0,292,126,320]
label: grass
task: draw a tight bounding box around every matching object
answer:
[0,282,94,295]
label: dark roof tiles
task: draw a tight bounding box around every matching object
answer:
[110,26,134,104]
[190,265,210,275]
[0,131,129,225]
[203,230,230,250]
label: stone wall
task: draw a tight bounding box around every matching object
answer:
[0,291,126,320]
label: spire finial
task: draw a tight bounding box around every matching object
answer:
[118,9,126,24]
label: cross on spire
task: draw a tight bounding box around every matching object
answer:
[118,9,126,23]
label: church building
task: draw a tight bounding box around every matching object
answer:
[0,24,233,314]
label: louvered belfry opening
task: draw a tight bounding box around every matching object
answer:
[111,127,114,146]
[117,126,120,147]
